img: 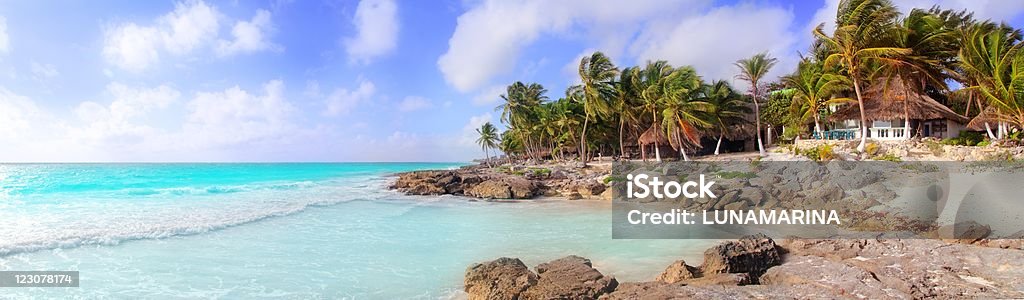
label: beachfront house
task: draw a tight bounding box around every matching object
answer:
[824,78,968,141]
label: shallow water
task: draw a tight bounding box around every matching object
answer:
[0,163,713,298]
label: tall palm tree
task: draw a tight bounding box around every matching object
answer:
[814,0,908,152]
[734,52,778,156]
[475,122,500,166]
[876,8,957,138]
[784,58,850,134]
[577,51,619,163]
[496,82,547,159]
[659,66,707,161]
[613,67,640,158]
[636,60,674,161]
[700,80,753,155]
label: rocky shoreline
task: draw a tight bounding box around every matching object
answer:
[464,234,1024,299]
[388,163,612,200]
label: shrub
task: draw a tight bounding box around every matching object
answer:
[942,131,986,146]
[528,168,551,177]
[603,175,626,184]
[817,144,836,161]
[923,140,945,156]
[864,142,880,156]
[977,140,991,147]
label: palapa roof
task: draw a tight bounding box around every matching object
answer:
[829,78,968,124]
[638,123,669,146]
[966,108,1000,131]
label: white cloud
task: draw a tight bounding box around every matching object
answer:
[459,112,493,147]
[397,96,432,112]
[159,0,220,55]
[102,0,276,71]
[438,0,707,93]
[344,0,399,64]
[303,80,322,98]
[0,88,43,139]
[0,16,9,55]
[324,79,376,116]
[471,85,506,106]
[183,80,294,148]
[216,9,277,56]
[632,3,797,85]
[102,23,162,72]
[70,83,180,144]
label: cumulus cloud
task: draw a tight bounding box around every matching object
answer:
[632,3,797,84]
[70,83,180,145]
[324,79,376,116]
[216,9,277,56]
[438,0,707,93]
[183,80,294,148]
[0,88,43,139]
[103,23,162,72]
[344,0,399,64]
[397,96,432,112]
[102,0,276,71]
[159,0,220,54]
[0,16,9,55]
[459,112,493,147]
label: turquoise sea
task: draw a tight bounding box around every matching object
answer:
[0,163,710,299]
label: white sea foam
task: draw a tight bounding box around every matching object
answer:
[0,178,382,257]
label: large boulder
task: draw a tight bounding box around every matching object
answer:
[700,233,781,281]
[464,257,537,300]
[759,255,906,299]
[521,255,618,299]
[465,180,513,199]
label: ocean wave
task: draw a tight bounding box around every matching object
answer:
[0,179,384,257]
[124,181,321,197]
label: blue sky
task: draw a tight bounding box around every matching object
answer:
[0,0,1022,162]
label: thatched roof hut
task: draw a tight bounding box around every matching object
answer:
[967,108,1000,131]
[638,123,669,146]
[828,78,968,123]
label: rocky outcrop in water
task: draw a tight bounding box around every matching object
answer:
[389,164,611,200]
[465,235,1024,299]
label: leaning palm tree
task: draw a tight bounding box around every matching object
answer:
[734,52,778,156]
[495,82,547,160]
[475,122,500,166]
[814,0,908,152]
[960,22,1024,131]
[659,66,710,161]
[577,51,619,163]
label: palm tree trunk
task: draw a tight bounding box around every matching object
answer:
[580,114,589,164]
[752,87,765,156]
[681,148,689,161]
[715,134,723,156]
[853,78,868,152]
[619,118,626,159]
[985,123,996,140]
[484,147,491,167]
[814,115,821,134]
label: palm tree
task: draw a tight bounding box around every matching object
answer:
[734,52,778,156]
[636,60,674,161]
[577,51,619,163]
[659,66,708,161]
[784,58,850,134]
[476,122,500,166]
[814,0,908,152]
[496,82,547,159]
[613,67,640,158]
[876,8,957,138]
[700,80,752,155]
[959,22,1024,132]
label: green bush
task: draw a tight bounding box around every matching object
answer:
[864,142,880,156]
[942,131,986,146]
[603,175,626,184]
[976,140,991,147]
[794,144,836,161]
